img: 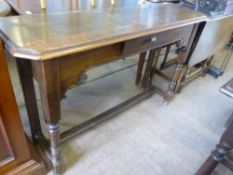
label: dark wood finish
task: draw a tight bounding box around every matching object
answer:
[0,4,207,173]
[140,24,201,102]
[16,59,43,139]
[0,4,206,60]
[0,40,46,174]
[137,42,177,91]
[150,48,162,82]
[230,33,233,45]
[196,78,233,175]
[57,44,123,96]
[227,32,233,49]
[165,24,201,101]
[138,42,176,90]
[196,117,233,175]
[159,44,171,70]
[173,22,206,93]
[155,23,206,93]
[135,52,146,85]
[221,158,233,172]
[17,59,61,172]
[161,57,177,69]
[142,48,159,88]
[9,0,149,93]
[175,56,214,93]
[122,26,193,57]
[39,60,62,173]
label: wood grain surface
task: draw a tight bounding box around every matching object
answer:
[0,3,206,60]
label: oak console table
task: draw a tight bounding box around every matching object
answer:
[0,3,206,174]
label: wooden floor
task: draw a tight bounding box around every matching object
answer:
[6,48,233,175]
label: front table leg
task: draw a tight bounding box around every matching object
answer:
[49,123,62,174]
[34,59,63,174]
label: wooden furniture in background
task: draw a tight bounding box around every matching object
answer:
[136,42,187,101]
[135,42,178,86]
[6,0,147,14]
[0,3,206,174]
[179,15,233,86]
[151,9,233,91]
[176,55,213,93]
[0,40,46,175]
[196,78,233,175]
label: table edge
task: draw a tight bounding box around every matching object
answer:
[1,16,207,60]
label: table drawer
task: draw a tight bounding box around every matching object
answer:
[123,25,194,56]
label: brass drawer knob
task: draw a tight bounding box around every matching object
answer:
[150,36,157,43]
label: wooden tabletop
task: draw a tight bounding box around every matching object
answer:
[0,3,206,60]
[6,0,151,14]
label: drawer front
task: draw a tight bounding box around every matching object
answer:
[123,25,194,56]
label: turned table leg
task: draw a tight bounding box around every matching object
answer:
[141,46,186,102]
[163,41,191,102]
[196,143,230,175]
[165,22,199,102]
[196,119,233,175]
[165,62,184,102]
[49,123,62,175]
[35,59,63,174]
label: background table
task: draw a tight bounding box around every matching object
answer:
[6,0,149,14]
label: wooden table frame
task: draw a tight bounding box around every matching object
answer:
[0,3,206,173]
[13,23,200,174]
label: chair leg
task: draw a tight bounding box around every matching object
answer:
[196,119,233,175]
[196,144,230,175]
